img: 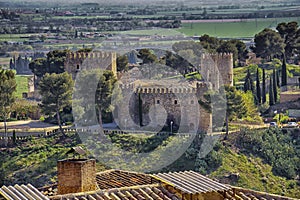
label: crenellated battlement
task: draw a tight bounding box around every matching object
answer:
[119,81,208,94]
[201,52,233,60]
[66,51,117,61]
[64,51,117,79]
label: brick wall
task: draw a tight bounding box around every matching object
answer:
[57,159,96,195]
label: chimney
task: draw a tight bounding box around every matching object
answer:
[57,159,97,195]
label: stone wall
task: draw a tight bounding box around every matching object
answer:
[116,82,212,133]
[64,51,117,79]
[57,159,96,195]
[280,92,300,103]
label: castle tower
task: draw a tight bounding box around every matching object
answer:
[64,51,117,80]
[200,53,233,89]
[57,159,96,195]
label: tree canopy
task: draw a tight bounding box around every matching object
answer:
[0,69,17,141]
[38,72,73,135]
[252,28,285,61]
[276,21,300,61]
[29,49,70,78]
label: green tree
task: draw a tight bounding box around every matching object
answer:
[29,49,70,78]
[11,99,38,120]
[281,54,287,86]
[217,41,238,65]
[262,68,266,104]
[253,28,285,61]
[95,70,118,124]
[198,85,247,139]
[256,68,261,104]
[117,54,129,72]
[269,76,275,106]
[38,72,73,136]
[244,69,254,93]
[273,69,278,103]
[0,69,17,144]
[74,69,119,126]
[138,49,158,64]
[276,21,299,60]
[199,34,220,53]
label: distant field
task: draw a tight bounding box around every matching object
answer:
[15,75,29,98]
[119,28,184,36]
[178,17,300,38]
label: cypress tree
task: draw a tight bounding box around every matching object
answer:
[269,76,275,106]
[244,69,254,93]
[262,68,266,104]
[138,92,143,126]
[281,54,287,86]
[9,58,14,69]
[256,68,261,104]
[276,69,280,87]
[273,69,278,103]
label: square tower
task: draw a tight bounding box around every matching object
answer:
[57,159,96,195]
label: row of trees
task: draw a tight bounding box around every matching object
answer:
[243,55,288,107]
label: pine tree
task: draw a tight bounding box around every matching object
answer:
[273,69,278,103]
[262,68,266,103]
[281,54,287,86]
[256,68,261,104]
[269,76,275,106]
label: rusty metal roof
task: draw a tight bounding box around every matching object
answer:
[153,171,231,194]
[0,184,49,200]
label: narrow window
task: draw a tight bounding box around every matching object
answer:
[174,100,178,105]
[156,100,160,104]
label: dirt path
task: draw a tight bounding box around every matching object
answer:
[0,120,60,129]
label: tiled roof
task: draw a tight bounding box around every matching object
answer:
[96,169,158,189]
[153,171,231,194]
[0,184,49,200]
[50,184,180,200]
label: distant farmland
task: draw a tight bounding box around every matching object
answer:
[178,17,300,38]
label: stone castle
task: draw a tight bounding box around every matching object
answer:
[114,52,233,133]
[26,50,233,133]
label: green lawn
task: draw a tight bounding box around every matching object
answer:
[15,75,30,98]
[178,17,300,38]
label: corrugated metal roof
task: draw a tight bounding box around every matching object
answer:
[0,184,49,200]
[153,171,231,194]
[50,184,180,200]
[96,169,158,189]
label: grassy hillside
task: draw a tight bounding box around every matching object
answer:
[0,133,106,187]
[0,128,299,198]
[162,128,300,198]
